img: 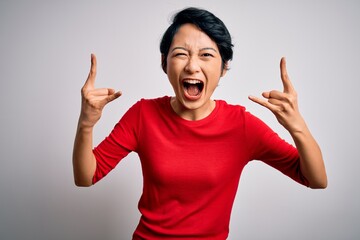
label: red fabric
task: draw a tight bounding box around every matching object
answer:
[93,96,308,239]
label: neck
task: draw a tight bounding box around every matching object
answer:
[170,97,216,121]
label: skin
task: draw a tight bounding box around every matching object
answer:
[73,24,327,189]
[165,23,227,121]
[249,58,327,188]
[72,54,121,186]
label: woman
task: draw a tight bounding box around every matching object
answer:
[73,7,327,239]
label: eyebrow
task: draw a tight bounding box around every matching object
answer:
[170,47,218,53]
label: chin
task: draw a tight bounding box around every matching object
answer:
[181,97,208,110]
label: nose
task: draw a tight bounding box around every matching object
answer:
[184,56,200,73]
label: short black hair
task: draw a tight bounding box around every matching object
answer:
[160,7,233,73]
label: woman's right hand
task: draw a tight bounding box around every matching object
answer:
[79,54,122,128]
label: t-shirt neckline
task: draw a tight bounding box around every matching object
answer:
[165,96,221,126]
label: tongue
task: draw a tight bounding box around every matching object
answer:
[187,85,200,96]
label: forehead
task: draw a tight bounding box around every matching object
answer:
[170,23,218,50]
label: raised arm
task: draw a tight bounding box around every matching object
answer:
[72,54,122,186]
[248,57,327,189]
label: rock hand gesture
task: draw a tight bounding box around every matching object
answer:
[249,57,327,188]
[73,54,121,187]
[79,54,121,128]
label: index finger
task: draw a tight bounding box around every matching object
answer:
[83,53,97,89]
[280,57,294,93]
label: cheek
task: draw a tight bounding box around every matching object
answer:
[166,64,180,88]
[167,60,183,78]
[209,79,220,90]
[204,67,222,85]
[207,59,223,76]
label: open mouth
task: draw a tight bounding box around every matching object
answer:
[182,79,204,98]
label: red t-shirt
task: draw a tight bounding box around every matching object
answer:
[93,96,308,239]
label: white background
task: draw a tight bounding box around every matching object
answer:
[0,0,359,239]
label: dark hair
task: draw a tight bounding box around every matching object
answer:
[160,7,233,73]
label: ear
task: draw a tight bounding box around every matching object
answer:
[221,62,229,77]
[161,54,167,73]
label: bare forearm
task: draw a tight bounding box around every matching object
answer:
[73,54,121,187]
[72,123,96,187]
[249,58,327,189]
[290,124,327,189]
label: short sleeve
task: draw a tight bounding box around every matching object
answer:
[245,112,309,186]
[92,100,142,184]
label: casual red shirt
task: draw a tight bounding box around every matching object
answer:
[93,96,308,239]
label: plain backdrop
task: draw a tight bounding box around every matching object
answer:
[0,0,359,239]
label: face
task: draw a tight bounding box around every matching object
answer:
[165,23,227,120]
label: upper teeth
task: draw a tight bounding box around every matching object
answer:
[184,79,201,84]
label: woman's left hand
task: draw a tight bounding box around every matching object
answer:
[249,57,306,134]
[249,57,327,188]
